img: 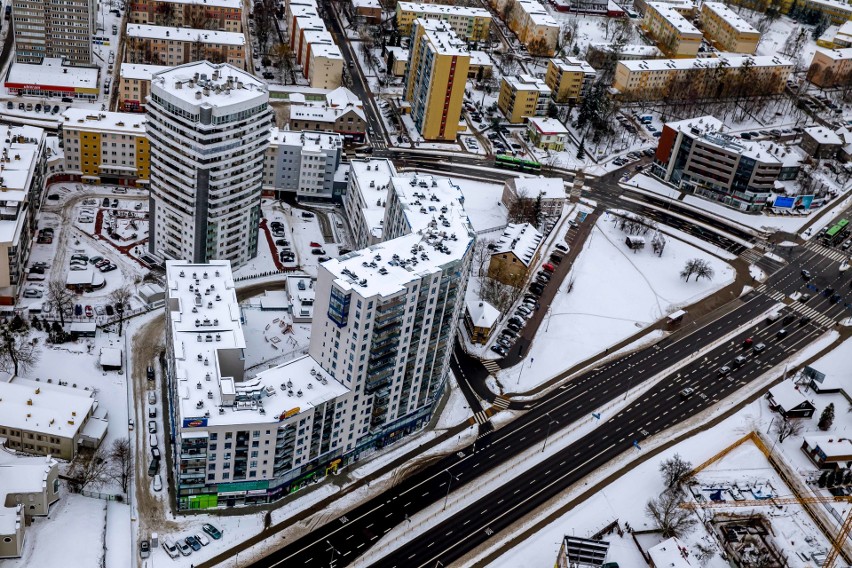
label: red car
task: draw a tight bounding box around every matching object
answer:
[85,305,93,318]
[542,263,555,273]
[309,242,322,248]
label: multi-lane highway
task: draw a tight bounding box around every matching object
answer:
[245,278,834,568]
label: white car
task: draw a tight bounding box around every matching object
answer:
[152,474,162,492]
[162,540,179,559]
[194,533,210,546]
[148,391,156,404]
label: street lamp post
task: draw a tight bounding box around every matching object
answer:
[326,540,340,566]
[542,412,558,452]
[443,470,458,511]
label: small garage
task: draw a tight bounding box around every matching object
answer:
[99,347,123,371]
[69,322,97,339]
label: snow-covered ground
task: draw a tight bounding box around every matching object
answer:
[495,212,735,393]
[485,334,852,567]
[447,177,508,233]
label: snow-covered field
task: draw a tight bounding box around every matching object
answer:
[496,212,735,393]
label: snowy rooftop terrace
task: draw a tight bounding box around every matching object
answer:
[153,61,267,109]
[269,128,342,151]
[126,24,245,45]
[61,109,146,136]
[416,18,469,56]
[493,223,543,266]
[326,174,473,297]
[702,2,760,34]
[666,115,782,164]
[119,63,171,81]
[349,158,397,241]
[0,378,94,438]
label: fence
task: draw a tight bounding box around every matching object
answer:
[80,489,125,502]
[234,267,301,282]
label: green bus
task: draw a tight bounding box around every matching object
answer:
[494,155,541,173]
[825,218,849,244]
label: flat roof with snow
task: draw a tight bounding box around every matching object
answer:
[415,18,469,57]
[0,378,94,438]
[61,109,146,136]
[702,2,760,34]
[513,175,566,199]
[126,24,245,46]
[804,126,843,145]
[269,128,342,150]
[349,158,398,240]
[152,61,267,109]
[646,2,701,36]
[397,2,490,17]
[528,116,569,135]
[504,74,551,93]
[6,58,99,92]
[648,537,693,567]
[665,115,782,164]
[0,456,55,495]
[621,54,793,72]
[119,63,171,81]
[550,57,596,75]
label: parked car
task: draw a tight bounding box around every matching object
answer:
[152,474,163,492]
[311,248,326,255]
[176,539,192,556]
[85,305,93,318]
[185,535,202,551]
[105,304,115,316]
[148,458,159,477]
[490,345,508,356]
[275,239,289,246]
[162,540,180,559]
[542,263,555,272]
[148,420,157,433]
[151,447,161,460]
[310,241,322,248]
[202,523,223,540]
[128,418,134,430]
[140,539,150,559]
[194,533,210,546]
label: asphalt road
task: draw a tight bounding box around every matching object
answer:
[245,289,798,568]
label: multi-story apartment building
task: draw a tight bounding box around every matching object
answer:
[700,2,760,55]
[147,62,271,268]
[395,2,492,41]
[12,0,96,65]
[287,1,344,89]
[305,43,344,89]
[652,116,786,211]
[512,0,560,57]
[797,0,852,25]
[403,19,470,142]
[284,88,366,142]
[128,0,243,32]
[344,158,398,249]
[60,110,150,186]
[817,21,852,49]
[118,63,171,112]
[487,223,544,287]
[498,74,551,123]
[643,2,702,58]
[167,173,474,509]
[0,456,60,559]
[0,378,106,460]
[0,125,47,304]
[263,128,343,201]
[808,47,852,87]
[125,25,246,68]
[587,43,662,67]
[613,55,792,100]
[544,57,596,103]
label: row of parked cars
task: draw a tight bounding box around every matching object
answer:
[271,221,296,263]
[70,253,117,273]
[7,101,61,114]
[491,246,566,357]
[140,523,223,559]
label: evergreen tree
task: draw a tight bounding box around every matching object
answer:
[818,403,835,431]
[818,470,829,488]
[576,138,585,160]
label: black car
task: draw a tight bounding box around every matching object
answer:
[105,304,114,316]
[147,366,155,380]
[5,102,11,109]
[508,316,523,327]
[185,536,202,551]
[263,72,274,79]
[311,248,326,255]
[148,458,159,477]
[102,197,110,207]
[270,221,283,229]
[506,322,521,333]
[801,269,811,280]
[275,239,289,246]
[490,345,507,356]
[530,283,544,295]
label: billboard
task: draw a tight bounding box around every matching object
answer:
[183,418,208,428]
[773,195,815,210]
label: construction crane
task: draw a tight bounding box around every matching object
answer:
[682,431,852,568]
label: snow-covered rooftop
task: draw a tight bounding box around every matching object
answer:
[664,115,782,164]
[152,61,266,108]
[513,175,566,199]
[126,24,245,45]
[702,2,760,34]
[61,109,146,136]
[325,174,473,297]
[119,63,171,81]
[621,54,793,72]
[0,378,94,438]
[0,456,56,496]
[311,43,343,59]
[414,18,469,57]
[269,128,342,151]
[591,43,662,57]
[349,158,397,240]
[803,435,852,458]
[647,2,701,35]
[5,58,99,91]
[517,0,558,27]
[251,355,349,418]
[767,380,811,411]
[804,126,843,145]
[648,537,693,567]
[492,223,543,266]
[549,57,595,75]
[528,116,569,135]
[0,125,45,244]
[504,74,551,94]
[151,0,240,7]
[397,2,491,18]
[466,299,499,329]
[813,46,852,62]
[353,0,380,7]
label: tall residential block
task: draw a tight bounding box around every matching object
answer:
[128,0,244,32]
[147,62,271,268]
[700,2,760,55]
[498,74,551,123]
[13,0,96,65]
[643,2,702,58]
[545,58,596,104]
[60,110,150,186]
[403,19,470,142]
[263,128,343,202]
[395,2,492,41]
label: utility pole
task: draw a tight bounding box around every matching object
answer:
[542,412,558,452]
[443,470,459,511]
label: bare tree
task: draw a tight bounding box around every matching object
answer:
[773,417,804,442]
[0,324,40,377]
[110,285,133,337]
[473,238,495,277]
[660,454,693,490]
[67,447,112,492]
[645,489,698,539]
[480,275,523,312]
[47,280,75,327]
[109,438,133,494]
[681,259,713,282]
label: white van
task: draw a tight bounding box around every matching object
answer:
[149,433,158,448]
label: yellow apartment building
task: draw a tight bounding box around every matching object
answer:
[808,47,852,87]
[395,2,491,41]
[128,0,243,32]
[403,19,470,141]
[60,109,150,185]
[700,2,761,54]
[118,63,170,112]
[643,2,703,58]
[498,74,552,123]
[545,57,596,103]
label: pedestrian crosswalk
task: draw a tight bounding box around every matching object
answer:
[481,359,501,374]
[754,284,835,327]
[805,241,850,263]
[492,396,510,411]
[740,248,765,264]
[473,410,490,425]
